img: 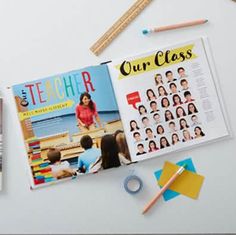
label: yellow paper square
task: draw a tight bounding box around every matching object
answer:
[159,161,205,199]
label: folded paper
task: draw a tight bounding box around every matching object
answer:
[159,161,204,199]
[154,158,197,201]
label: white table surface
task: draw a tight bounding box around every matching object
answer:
[0,0,236,233]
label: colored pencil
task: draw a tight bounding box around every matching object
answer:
[142,163,187,214]
[142,19,208,35]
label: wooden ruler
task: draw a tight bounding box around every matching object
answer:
[90,0,152,56]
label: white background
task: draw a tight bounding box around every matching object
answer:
[0,0,236,234]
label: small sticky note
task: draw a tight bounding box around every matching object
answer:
[159,161,205,199]
[154,158,197,201]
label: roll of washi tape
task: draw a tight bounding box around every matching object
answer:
[124,174,143,194]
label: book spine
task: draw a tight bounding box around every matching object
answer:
[0,98,2,190]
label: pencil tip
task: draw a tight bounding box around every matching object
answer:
[205,19,208,23]
[142,209,147,214]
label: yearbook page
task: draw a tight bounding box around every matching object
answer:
[12,64,131,189]
[108,37,229,162]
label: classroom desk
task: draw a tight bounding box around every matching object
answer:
[1,0,236,234]
[28,139,99,165]
[28,123,119,168]
[28,144,83,164]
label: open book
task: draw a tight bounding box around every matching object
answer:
[12,37,229,189]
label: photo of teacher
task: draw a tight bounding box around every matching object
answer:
[75,92,101,132]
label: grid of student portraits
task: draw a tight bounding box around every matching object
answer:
[129,67,206,157]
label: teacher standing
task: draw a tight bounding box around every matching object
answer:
[75,92,101,132]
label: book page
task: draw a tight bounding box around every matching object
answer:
[12,64,130,189]
[108,38,229,162]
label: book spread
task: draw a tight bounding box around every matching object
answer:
[12,37,229,188]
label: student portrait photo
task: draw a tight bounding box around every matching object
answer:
[160,136,170,149]
[194,126,205,138]
[166,71,177,83]
[171,133,180,145]
[75,92,101,132]
[142,116,151,128]
[184,91,195,103]
[153,113,162,124]
[161,97,170,109]
[156,125,165,135]
[150,101,159,113]
[191,115,201,127]
[129,120,140,132]
[179,118,189,130]
[172,94,183,107]
[133,131,143,143]
[182,129,193,142]
[154,73,164,86]
[188,103,198,115]
[148,140,159,152]
[138,105,147,115]
[176,106,187,118]
[169,82,179,95]
[165,110,175,121]
[136,143,147,155]
[180,79,189,90]
[168,121,177,132]
[146,88,157,101]
[177,67,187,78]
[145,128,156,140]
[158,85,168,97]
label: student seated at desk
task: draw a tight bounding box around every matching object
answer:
[89,134,131,173]
[47,148,75,179]
[77,135,101,173]
[115,130,131,161]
